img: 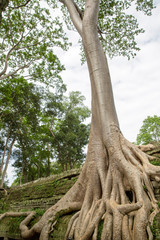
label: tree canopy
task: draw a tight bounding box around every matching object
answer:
[137,115,160,145]
[0,75,90,185]
[52,91,90,171]
[0,0,69,84]
[60,0,154,59]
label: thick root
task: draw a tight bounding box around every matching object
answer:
[0,132,160,240]
[64,132,160,240]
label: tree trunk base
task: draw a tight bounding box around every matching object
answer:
[0,131,160,240]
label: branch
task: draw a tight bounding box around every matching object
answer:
[0,31,24,78]
[9,0,32,9]
[0,34,8,50]
[14,36,45,51]
[59,0,82,35]
[49,128,54,137]
[0,59,35,80]
[83,0,100,24]
[0,45,18,77]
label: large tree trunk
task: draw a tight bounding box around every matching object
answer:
[1,0,160,239]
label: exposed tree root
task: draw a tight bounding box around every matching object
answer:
[63,127,160,240]
[0,211,36,222]
[0,129,160,240]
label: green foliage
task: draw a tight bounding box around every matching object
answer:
[0,200,8,213]
[136,115,160,145]
[0,0,70,84]
[0,77,41,128]
[0,77,44,185]
[0,0,9,24]
[0,77,42,156]
[7,88,90,183]
[150,214,160,239]
[97,220,104,240]
[61,0,155,60]
[8,216,25,233]
[34,208,45,216]
[11,177,20,187]
[52,91,90,171]
[150,160,160,166]
[51,161,64,174]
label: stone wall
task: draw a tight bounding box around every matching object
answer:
[3,169,80,211]
[153,181,160,202]
[0,169,80,239]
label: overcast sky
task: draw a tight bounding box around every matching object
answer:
[7,1,160,185]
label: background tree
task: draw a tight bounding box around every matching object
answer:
[0,0,160,240]
[0,0,69,186]
[0,77,42,187]
[53,91,90,171]
[0,0,68,83]
[10,90,90,184]
[137,115,160,145]
[10,76,67,184]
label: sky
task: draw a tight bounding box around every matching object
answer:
[7,1,160,185]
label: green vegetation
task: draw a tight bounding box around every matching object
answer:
[97,220,104,240]
[0,170,80,239]
[50,214,73,240]
[8,176,78,203]
[137,115,160,145]
[150,160,160,166]
[150,213,160,240]
[0,80,90,186]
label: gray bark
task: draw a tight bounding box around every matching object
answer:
[0,135,16,187]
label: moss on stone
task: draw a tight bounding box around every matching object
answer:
[150,212,160,240]
[7,172,78,203]
[49,213,74,240]
[97,220,104,240]
[0,216,25,239]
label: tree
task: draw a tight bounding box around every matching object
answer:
[9,81,66,184]
[137,115,160,145]
[0,77,42,186]
[0,0,68,84]
[53,91,90,171]
[1,0,160,240]
[11,89,90,183]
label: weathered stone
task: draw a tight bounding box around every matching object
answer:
[138,144,155,152]
[0,169,80,239]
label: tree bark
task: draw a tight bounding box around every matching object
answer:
[0,130,10,176]
[0,135,16,187]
